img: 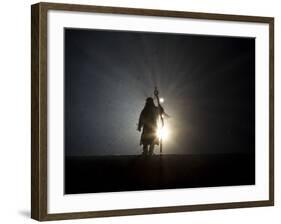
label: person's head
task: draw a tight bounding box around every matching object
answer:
[145,97,155,108]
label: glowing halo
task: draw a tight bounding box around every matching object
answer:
[157,125,169,140]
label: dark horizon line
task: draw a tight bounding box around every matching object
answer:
[66,152,255,158]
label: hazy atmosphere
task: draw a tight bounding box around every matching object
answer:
[64,28,255,156]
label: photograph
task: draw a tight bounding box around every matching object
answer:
[31,2,274,220]
[64,28,255,194]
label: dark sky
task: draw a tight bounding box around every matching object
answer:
[64,28,255,156]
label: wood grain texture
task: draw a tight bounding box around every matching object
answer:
[31,3,40,220]
[36,2,273,23]
[31,3,48,221]
[31,2,274,221]
[269,18,274,204]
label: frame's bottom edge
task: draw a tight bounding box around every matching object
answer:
[37,200,273,221]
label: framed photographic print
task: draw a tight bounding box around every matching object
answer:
[31,2,274,221]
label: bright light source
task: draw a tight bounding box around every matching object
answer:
[157,126,169,140]
[159,98,164,103]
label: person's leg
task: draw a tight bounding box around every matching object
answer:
[149,144,154,156]
[143,145,148,156]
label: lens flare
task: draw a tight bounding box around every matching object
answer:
[157,126,169,140]
[159,98,164,103]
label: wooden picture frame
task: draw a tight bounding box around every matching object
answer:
[31,2,274,221]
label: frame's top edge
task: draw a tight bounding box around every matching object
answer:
[33,2,274,24]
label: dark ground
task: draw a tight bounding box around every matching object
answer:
[65,154,255,194]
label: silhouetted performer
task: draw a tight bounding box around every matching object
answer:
[137,97,163,156]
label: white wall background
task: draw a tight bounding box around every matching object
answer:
[0,0,279,223]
